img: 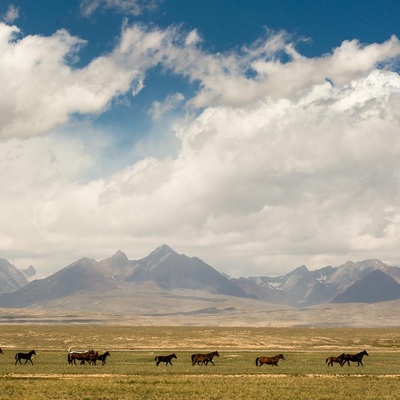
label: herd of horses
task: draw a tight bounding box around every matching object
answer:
[0,348,110,366]
[67,348,111,365]
[0,347,369,368]
[325,350,369,367]
[154,350,369,368]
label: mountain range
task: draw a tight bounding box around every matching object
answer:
[0,245,400,314]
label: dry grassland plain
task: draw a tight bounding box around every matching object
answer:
[0,325,399,399]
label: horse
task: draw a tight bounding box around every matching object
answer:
[154,353,177,366]
[97,351,111,365]
[15,350,36,365]
[326,353,345,367]
[87,351,99,365]
[255,354,285,366]
[67,349,94,365]
[342,350,369,366]
[191,351,220,366]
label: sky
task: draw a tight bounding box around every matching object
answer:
[1,0,400,277]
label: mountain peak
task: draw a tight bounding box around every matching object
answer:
[151,244,176,256]
[289,265,309,276]
[110,250,129,264]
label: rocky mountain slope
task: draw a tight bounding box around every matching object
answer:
[0,259,29,293]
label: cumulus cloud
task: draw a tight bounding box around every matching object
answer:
[1,20,400,276]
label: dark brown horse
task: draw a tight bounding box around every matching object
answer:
[155,353,177,366]
[67,349,94,365]
[326,353,345,367]
[342,350,369,366]
[87,351,99,365]
[191,351,220,366]
[97,351,111,365]
[15,350,36,365]
[255,354,285,366]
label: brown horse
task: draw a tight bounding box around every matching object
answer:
[255,354,285,366]
[342,350,369,366]
[191,351,220,366]
[67,349,94,365]
[15,350,36,365]
[326,353,345,367]
[155,353,177,366]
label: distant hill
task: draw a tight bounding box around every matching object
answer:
[233,259,400,307]
[21,265,36,279]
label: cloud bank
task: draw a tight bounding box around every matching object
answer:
[1,21,400,276]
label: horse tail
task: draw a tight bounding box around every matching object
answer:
[255,357,259,366]
[15,353,18,360]
[154,356,158,361]
[325,358,329,363]
[191,354,195,363]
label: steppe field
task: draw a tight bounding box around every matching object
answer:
[0,325,399,399]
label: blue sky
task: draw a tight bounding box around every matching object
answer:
[1,0,400,277]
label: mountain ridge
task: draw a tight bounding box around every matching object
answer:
[0,247,399,314]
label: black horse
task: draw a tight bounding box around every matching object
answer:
[15,350,36,365]
[342,350,369,366]
[154,353,177,366]
[191,351,220,366]
[97,351,111,365]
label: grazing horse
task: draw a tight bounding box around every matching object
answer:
[255,354,285,366]
[154,353,177,366]
[67,349,94,365]
[15,350,36,365]
[326,353,345,367]
[97,351,110,365]
[342,350,369,366]
[191,351,220,366]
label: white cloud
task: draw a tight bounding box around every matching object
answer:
[149,93,185,120]
[80,0,159,17]
[2,4,19,23]
[1,21,400,276]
